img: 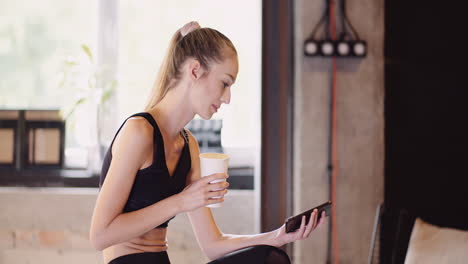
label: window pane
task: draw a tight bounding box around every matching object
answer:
[0,0,97,109]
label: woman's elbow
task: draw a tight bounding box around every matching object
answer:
[89,230,108,251]
[202,244,221,261]
[204,252,217,262]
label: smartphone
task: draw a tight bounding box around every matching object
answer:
[285,201,332,233]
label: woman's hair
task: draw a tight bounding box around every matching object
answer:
[144,27,237,110]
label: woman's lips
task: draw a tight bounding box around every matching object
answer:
[212,104,218,112]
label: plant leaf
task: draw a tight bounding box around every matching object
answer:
[60,97,88,120]
[101,80,117,104]
[81,44,94,64]
[64,60,79,67]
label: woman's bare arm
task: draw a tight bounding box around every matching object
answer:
[89,118,228,251]
[185,130,326,260]
[185,131,275,259]
[185,130,239,258]
[89,118,182,250]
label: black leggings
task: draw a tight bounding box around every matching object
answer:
[208,245,291,264]
[108,245,290,264]
[108,251,170,264]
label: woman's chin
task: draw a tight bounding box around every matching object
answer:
[198,112,213,120]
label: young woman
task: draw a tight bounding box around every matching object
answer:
[90,21,326,264]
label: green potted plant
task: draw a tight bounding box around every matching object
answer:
[58,44,117,174]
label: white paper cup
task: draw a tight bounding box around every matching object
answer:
[199,153,229,208]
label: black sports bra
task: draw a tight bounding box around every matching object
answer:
[99,112,191,228]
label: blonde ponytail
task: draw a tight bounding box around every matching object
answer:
[145,29,183,110]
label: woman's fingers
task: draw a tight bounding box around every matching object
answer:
[303,210,317,239]
[312,210,319,229]
[207,196,224,205]
[297,215,307,237]
[180,173,231,211]
[318,211,326,226]
[203,173,228,185]
[209,181,229,192]
[207,189,228,199]
[295,210,328,241]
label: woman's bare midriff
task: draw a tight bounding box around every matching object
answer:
[103,227,168,264]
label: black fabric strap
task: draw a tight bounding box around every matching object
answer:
[108,112,146,149]
[133,112,165,169]
[107,112,189,171]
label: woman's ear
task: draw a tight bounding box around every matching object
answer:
[188,59,205,80]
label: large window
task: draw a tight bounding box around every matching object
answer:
[0,1,97,173]
[0,1,261,191]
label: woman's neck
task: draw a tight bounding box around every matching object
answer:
[148,88,195,142]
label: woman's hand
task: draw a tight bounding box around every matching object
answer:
[271,209,327,247]
[175,173,229,213]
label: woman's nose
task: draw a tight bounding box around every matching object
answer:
[221,87,231,104]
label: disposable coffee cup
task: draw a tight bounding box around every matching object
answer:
[199,153,229,208]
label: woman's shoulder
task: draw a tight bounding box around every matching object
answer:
[125,116,154,136]
[113,116,154,152]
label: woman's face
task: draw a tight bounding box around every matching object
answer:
[192,52,238,119]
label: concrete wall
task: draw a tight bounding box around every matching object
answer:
[0,188,255,264]
[293,0,384,263]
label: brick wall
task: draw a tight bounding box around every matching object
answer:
[0,187,255,264]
